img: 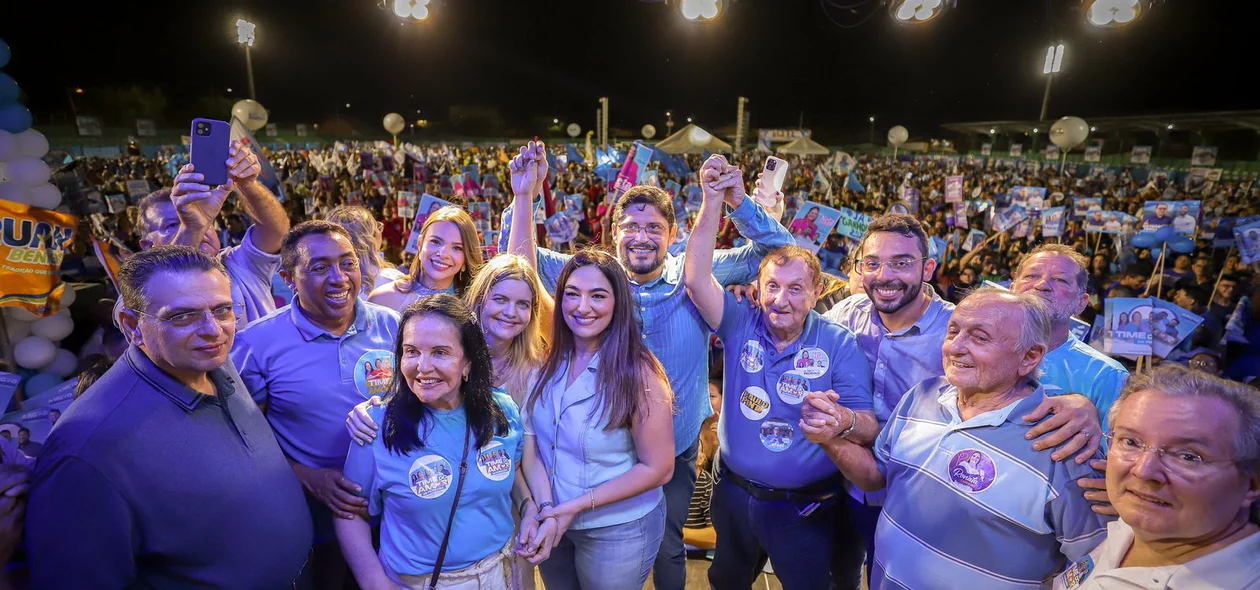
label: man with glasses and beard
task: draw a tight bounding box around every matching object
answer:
[501,143,794,590]
[823,215,1104,587]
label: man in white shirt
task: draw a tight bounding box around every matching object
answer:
[1054,365,1260,589]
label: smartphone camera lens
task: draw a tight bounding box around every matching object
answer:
[196,122,209,136]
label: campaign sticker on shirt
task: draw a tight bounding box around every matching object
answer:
[353,350,397,398]
[947,449,997,493]
[476,440,513,482]
[740,340,765,373]
[776,373,811,405]
[739,386,771,421]
[759,418,793,452]
[408,455,454,499]
[1059,556,1094,589]
[789,348,829,379]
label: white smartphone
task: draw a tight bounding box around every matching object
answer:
[763,156,789,194]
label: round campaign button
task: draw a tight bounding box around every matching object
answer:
[776,372,810,405]
[354,350,397,398]
[740,340,765,373]
[739,386,771,421]
[790,348,830,379]
[947,449,997,493]
[476,440,513,482]
[759,418,794,453]
[408,454,454,499]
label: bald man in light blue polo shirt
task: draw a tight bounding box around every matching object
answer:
[231,220,400,590]
[684,163,877,590]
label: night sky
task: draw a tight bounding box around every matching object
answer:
[2,0,1258,140]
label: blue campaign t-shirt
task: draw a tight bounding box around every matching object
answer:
[343,392,524,575]
[715,292,874,489]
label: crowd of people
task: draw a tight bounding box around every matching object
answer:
[2,134,1259,589]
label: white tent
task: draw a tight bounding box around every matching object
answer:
[654,123,732,155]
[777,136,830,156]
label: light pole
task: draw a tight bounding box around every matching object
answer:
[1040,43,1063,122]
[868,116,875,145]
[665,111,673,136]
[735,97,748,154]
[236,19,257,100]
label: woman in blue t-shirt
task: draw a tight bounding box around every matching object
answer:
[336,295,556,589]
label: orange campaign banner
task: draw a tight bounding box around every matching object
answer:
[0,200,77,317]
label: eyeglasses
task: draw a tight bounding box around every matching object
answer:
[858,258,926,275]
[1103,433,1231,476]
[132,303,243,328]
[1188,359,1219,371]
[617,222,668,237]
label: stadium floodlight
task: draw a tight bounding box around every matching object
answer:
[681,0,722,21]
[890,0,946,24]
[392,0,431,20]
[1084,0,1147,28]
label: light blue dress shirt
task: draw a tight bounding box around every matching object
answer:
[521,196,794,455]
[1038,333,1129,433]
[232,297,400,469]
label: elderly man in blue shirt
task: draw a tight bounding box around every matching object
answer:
[231,220,400,590]
[823,214,1106,586]
[685,155,878,590]
[815,288,1111,589]
[116,141,290,328]
[29,246,312,589]
[502,142,794,590]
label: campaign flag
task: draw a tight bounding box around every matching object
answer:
[610,143,652,202]
[0,201,77,316]
[1045,145,1060,160]
[1041,206,1067,238]
[663,180,682,200]
[1072,197,1102,218]
[945,176,964,203]
[980,144,992,157]
[1069,316,1092,342]
[125,179,151,198]
[788,202,841,253]
[1236,218,1260,264]
[1212,216,1259,248]
[834,207,873,240]
[1104,297,1154,356]
[1010,144,1023,157]
[229,116,287,202]
[953,202,969,229]
[846,171,865,193]
[961,229,986,252]
[992,206,1028,233]
[405,194,453,254]
[563,193,585,220]
[467,201,491,223]
[1084,146,1102,163]
[544,212,578,244]
[1130,146,1152,164]
[1,380,76,444]
[396,191,417,219]
[901,187,920,214]
[1151,299,1204,358]
[566,144,586,166]
[1191,146,1218,167]
[1140,200,1200,236]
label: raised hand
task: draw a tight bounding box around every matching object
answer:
[227,140,263,184]
[171,163,231,234]
[699,155,728,204]
[510,141,548,198]
[753,172,785,222]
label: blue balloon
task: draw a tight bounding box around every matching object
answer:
[1153,225,1175,244]
[0,73,17,103]
[0,39,9,68]
[1168,235,1196,254]
[24,372,64,397]
[1130,232,1156,249]
[0,102,32,133]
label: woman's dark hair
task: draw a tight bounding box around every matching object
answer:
[383,294,507,454]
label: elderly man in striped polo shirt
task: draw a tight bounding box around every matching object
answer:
[813,288,1111,589]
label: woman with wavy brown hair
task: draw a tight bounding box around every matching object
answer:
[369,206,484,312]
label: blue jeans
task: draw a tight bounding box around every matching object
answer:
[652,439,699,590]
[708,476,846,590]
[538,500,666,590]
[831,494,880,590]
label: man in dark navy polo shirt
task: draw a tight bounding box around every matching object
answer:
[26,246,312,589]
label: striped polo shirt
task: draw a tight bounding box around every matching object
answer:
[872,376,1111,590]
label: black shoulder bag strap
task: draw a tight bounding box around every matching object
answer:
[429,424,473,590]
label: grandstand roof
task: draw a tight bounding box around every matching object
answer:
[941,110,1260,135]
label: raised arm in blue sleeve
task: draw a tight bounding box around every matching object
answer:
[712,196,795,286]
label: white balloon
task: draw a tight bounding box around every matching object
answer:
[566,123,581,138]
[14,336,56,370]
[689,126,712,145]
[0,181,29,204]
[641,124,657,139]
[231,99,268,132]
[1050,116,1089,150]
[59,283,77,307]
[3,156,51,186]
[0,129,19,161]
[45,348,79,378]
[887,125,909,147]
[26,182,61,209]
[31,312,74,341]
[15,129,49,158]
[4,306,42,322]
[4,318,30,342]
[383,113,406,136]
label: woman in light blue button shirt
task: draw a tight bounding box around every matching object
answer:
[523,250,677,590]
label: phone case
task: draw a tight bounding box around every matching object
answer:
[764,157,789,193]
[190,118,231,186]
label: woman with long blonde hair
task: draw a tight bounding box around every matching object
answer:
[369,206,484,311]
[325,205,404,297]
